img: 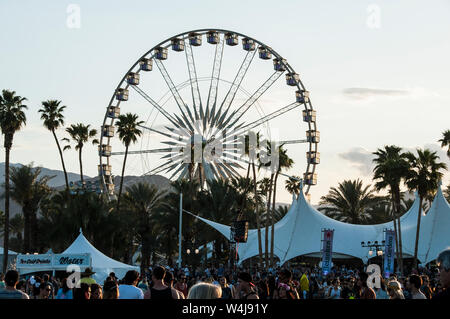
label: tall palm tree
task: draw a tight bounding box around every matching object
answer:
[242,132,263,267]
[115,113,144,209]
[121,182,166,274]
[318,179,379,224]
[0,89,27,272]
[438,129,450,159]
[285,176,302,196]
[404,149,447,268]
[9,163,53,252]
[38,100,69,190]
[372,145,410,275]
[270,145,293,266]
[63,123,99,183]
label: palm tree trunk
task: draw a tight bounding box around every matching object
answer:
[117,145,128,210]
[52,129,69,190]
[391,202,400,273]
[23,206,31,253]
[395,192,404,275]
[413,196,423,269]
[270,172,279,267]
[265,173,274,269]
[252,163,263,268]
[78,146,84,184]
[2,143,11,273]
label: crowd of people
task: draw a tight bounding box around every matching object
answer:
[0,248,449,300]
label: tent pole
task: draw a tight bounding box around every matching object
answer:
[177,192,183,268]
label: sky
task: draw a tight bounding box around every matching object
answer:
[0,0,449,205]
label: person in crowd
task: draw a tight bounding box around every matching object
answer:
[16,280,27,294]
[109,272,118,283]
[399,277,411,299]
[326,279,342,299]
[79,268,97,285]
[31,276,42,299]
[55,278,73,299]
[340,278,355,299]
[174,274,188,298]
[375,276,389,299]
[357,272,376,299]
[256,277,269,300]
[434,248,450,299]
[42,274,54,299]
[300,271,309,299]
[144,266,180,299]
[420,275,433,299]
[187,282,222,299]
[274,269,299,299]
[137,276,149,293]
[91,283,103,299]
[234,272,259,300]
[118,270,144,299]
[73,283,91,300]
[387,280,405,299]
[103,280,119,299]
[219,275,234,299]
[164,271,185,299]
[37,282,53,299]
[0,270,29,299]
[277,282,298,299]
[408,274,426,299]
[0,273,5,289]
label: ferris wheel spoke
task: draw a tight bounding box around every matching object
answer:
[221,70,285,131]
[210,47,258,133]
[168,162,187,180]
[177,164,189,180]
[205,35,225,130]
[110,147,174,156]
[138,124,188,142]
[185,41,202,121]
[218,102,301,145]
[154,59,195,130]
[278,139,308,145]
[131,85,185,129]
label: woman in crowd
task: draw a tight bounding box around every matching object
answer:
[55,278,73,299]
[91,283,103,299]
[187,282,222,299]
[387,280,405,299]
[326,279,342,299]
[103,280,120,299]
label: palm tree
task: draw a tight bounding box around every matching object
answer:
[38,100,69,190]
[9,163,53,252]
[318,179,379,224]
[63,123,99,183]
[285,176,302,196]
[438,129,450,159]
[242,132,263,267]
[270,145,293,267]
[404,149,447,268]
[445,184,450,202]
[121,182,166,274]
[372,145,410,275]
[0,89,27,272]
[115,113,144,209]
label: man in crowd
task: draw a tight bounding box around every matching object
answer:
[0,270,29,299]
[300,271,309,299]
[434,248,450,299]
[357,272,376,299]
[234,272,259,300]
[174,274,188,298]
[145,266,180,299]
[164,271,185,299]
[408,275,426,299]
[118,270,144,299]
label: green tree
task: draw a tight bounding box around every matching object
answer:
[438,129,450,159]
[372,145,410,275]
[318,179,379,224]
[9,163,53,252]
[404,149,447,268]
[115,113,144,209]
[122,182,167,274]
[38,100,69,190]
[63,123,99,183]
[0,89,27,272]
[285,176,302,196]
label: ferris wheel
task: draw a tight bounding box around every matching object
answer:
[98,29,319,198]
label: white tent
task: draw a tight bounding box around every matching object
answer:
[190,185,450,265]
[62,229,139,283]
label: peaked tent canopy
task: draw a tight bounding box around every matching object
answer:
[190,186,450,265]
[62,229,139,283]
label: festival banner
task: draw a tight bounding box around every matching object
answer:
[383,230,395,277]
[16,253,91,270]
[321,229,334,275]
